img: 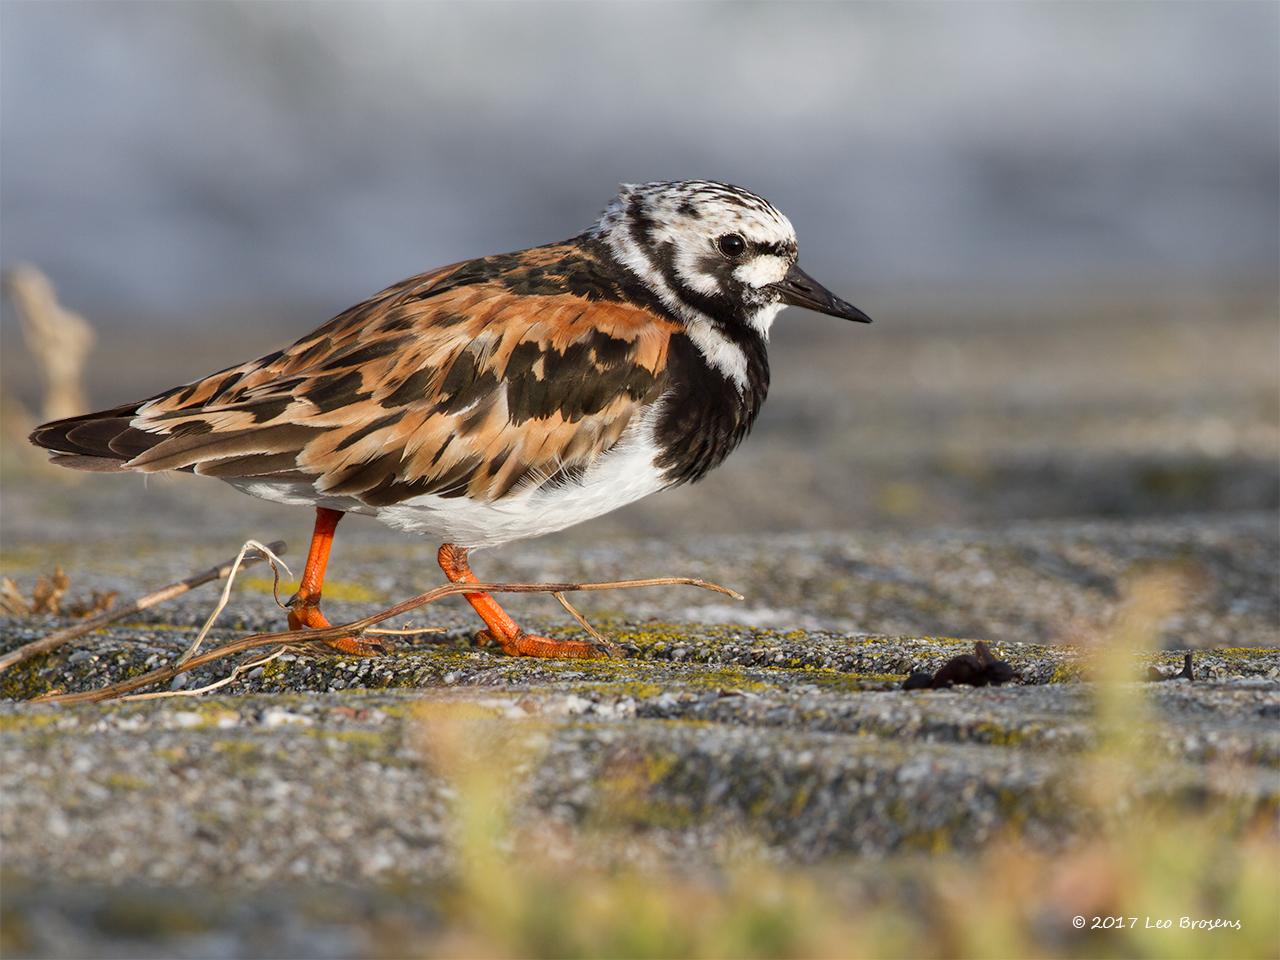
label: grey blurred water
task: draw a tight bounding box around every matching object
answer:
[2,1,1277,324]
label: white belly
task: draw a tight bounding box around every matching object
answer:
[227,409,671,549]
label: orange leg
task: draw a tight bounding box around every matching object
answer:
[437,543,604,659]
[287,507,382,656]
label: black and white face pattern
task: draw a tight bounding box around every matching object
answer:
[590,180,799,384]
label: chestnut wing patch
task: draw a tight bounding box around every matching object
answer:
[122,246,678,505]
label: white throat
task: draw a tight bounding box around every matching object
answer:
[747,302,784,339]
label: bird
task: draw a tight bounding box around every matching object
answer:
[30,179,870,659]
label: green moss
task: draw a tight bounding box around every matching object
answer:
[552,680,664,700]
[669,665,770,693]
[400,651,911,702]
[1209,646,1280,661]
[210,739,261,757]
[788,783,814,818]
[300,727,389,747]
[0,710,59,732]
[259,656,292,683]
[209,738,267,774]
[296,727,404,764]
[1048,661,1085,684]
[606,623,696,648]
[909,636,974,647]
[789,666,905,691]
[843,634,973,649]
[0,544,57,571]
[592,746,701,830]
[969,721,1034,747]
[641,751,678,784]
[603,621,797,652]
[901,827,952,855]
[119,660,158,682]
[0,657,58,701]
[101,772,148,792]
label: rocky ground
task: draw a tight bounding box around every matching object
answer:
[2,513,1277,957]
[1,295,1276,957]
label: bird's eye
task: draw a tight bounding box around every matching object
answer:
[716,234,746,258]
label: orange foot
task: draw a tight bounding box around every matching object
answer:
[287,600,385,657]
[439,543,608,659]
[473,627,606,659]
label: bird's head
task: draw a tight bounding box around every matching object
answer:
[590,180,870,344]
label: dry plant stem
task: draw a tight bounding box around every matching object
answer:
[176,540,290,665]
[119,648,287,702]
[32,575,741,705]
[552,591,623,658]
[3,263,96,421]
[0,540,288,675]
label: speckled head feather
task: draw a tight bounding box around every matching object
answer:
[590,181,800,346]
[592,180,796,250]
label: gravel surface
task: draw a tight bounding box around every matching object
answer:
[4,513,1279,960]
[3,640,1278,955]
[3,516,1277,937]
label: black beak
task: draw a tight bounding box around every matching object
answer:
[774,263,872,323]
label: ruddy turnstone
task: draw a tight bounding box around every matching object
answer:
[30,180,870,658]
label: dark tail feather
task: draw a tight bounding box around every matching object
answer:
[48,454,129,473]
[28,403,162,471]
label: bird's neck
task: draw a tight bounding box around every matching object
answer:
[584,233,768,395]
[583,233,771,485]
[651,330,769,486]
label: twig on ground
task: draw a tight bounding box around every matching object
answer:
[365,626,447,636]
[120,648,288,702]
[32,574,742,705]
[175,541,290,666]
[552,591,624,658]
[0,540,288,675]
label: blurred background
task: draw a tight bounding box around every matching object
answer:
[2,0,1277,539]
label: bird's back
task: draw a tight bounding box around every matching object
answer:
[30,241,687,517]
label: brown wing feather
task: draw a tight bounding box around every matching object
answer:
[33,245,678,504]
